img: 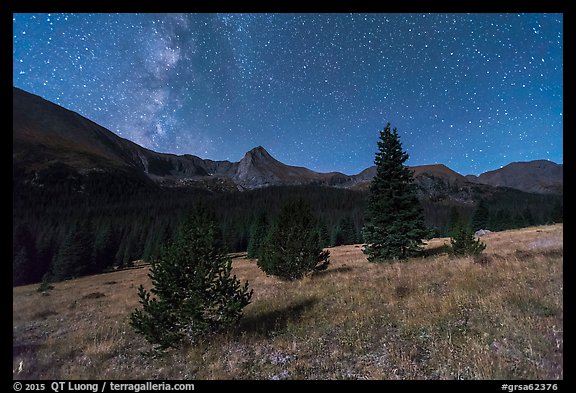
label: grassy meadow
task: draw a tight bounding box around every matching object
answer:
[13,224,563,380]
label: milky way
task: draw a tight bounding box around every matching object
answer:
[13,13,563,175]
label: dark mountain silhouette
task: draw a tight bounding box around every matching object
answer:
[13,88,238,184]
[13,87,562,195]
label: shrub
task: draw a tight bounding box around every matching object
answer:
[448,225,486,256]
[473,254,493,265]
[36,276,54,292]
[258,199,329,280]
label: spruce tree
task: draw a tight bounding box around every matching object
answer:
[258,199,330,280]
[130,204,252,351]
[333,216,357,246]
[471,199,489,231]
[247,211,268,259]
[317,222,331,248]
[143,222,172,262]
[52,222,94,281]
[447,206,464,237]
[362,123,428,262]
[92,223,117,273]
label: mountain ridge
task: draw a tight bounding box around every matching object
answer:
[465,160,563,194]
[13,87,562,194]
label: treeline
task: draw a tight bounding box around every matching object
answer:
[12,163,562,286]
[421,187,563,237]
[12,165,366,286]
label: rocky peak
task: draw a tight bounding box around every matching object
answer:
[241,146,275,163]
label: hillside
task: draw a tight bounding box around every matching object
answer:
[13,87,562,195]
[13,224,563,380]
[13,87,237,188]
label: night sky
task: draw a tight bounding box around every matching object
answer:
[13,13,563,176]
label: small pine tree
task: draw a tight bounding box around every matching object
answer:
[362,123,428,262]
[130,205,253,351]
[37,274,55,292]
[448,225,486,256]
[258,199,330,280]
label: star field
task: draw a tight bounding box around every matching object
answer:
[13,13,563,176]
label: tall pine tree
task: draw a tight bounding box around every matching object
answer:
[362,123,428,262]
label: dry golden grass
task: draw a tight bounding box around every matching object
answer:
[13,224,563,380]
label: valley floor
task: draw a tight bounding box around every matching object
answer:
[13,224,563,380]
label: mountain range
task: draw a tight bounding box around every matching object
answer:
[13,87,563,195]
